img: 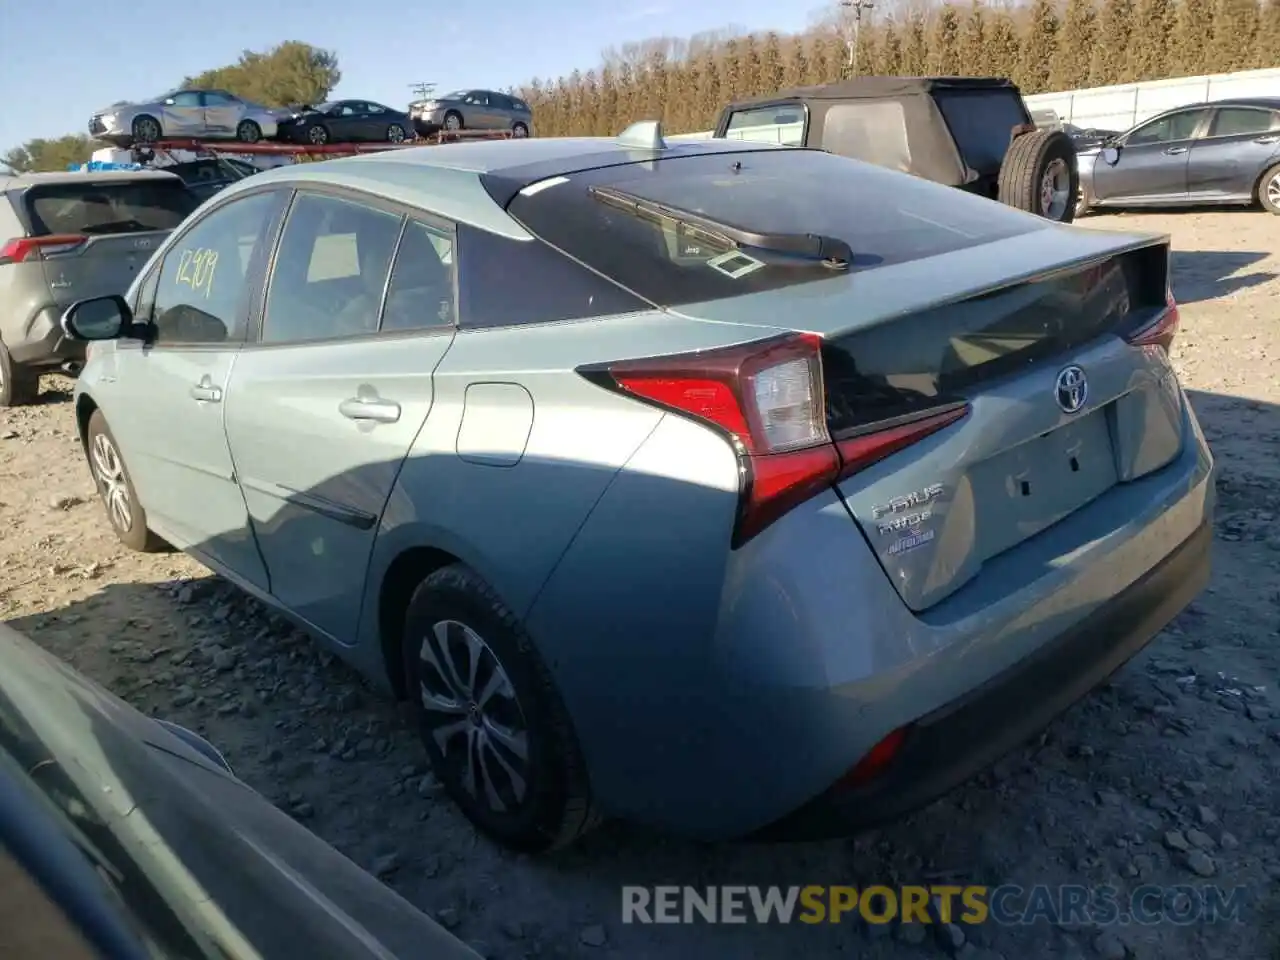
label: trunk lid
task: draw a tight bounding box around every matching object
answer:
[19,176,197,308]
[681,229,1181,611]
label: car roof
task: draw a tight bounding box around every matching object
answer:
[0,169,182,193]
[726,75,1019,109]
[1206,97,1280,109]
[229,137,790,238]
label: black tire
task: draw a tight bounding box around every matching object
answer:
[84,410,166,553]
[0,342,39,407]
[998,129,1080,223]
[443,111,463,132]
[402,564,598,853]
[236,120,262,143]
[386,123,407,143]
[512,122,529,138]
[131,114,161,144]
[1259,163,1280,215]
[306,124,329,145]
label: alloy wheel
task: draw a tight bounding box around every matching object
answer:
[90,433,132,533]
[388,125,406,143]
[1040,158,1071,221]
[1267,172,1280,210]
[418,620,529,813]
[445,114,461,131]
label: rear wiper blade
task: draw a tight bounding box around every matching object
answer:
[588,185,852,266]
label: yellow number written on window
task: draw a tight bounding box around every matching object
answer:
[174,247,219,300]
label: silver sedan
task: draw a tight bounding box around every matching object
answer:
[90,88,285,145]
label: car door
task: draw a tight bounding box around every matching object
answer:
[462,91,498,129]
[328,102,362,142]
[222,188,458,643]
[159,90,206,136]
[362,102,392,140]
[1090,107,1209,204]
[200,90,242,137]
[1185,105,1280,201]
[105,188,290,590]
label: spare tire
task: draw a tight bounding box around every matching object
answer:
[998,128,1079,223]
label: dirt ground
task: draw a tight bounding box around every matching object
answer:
[2,208,1278,960]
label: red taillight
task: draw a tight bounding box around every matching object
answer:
[838,726,910,789]
[583,333,970,546]
[1125,290,1180,351]
[0,235,87,265]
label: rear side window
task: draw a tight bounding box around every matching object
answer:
[723,105,805,145]
[24,180,198,237]
[503,149,1043,308]
[1208,107,1278,137]
[822,101,912,172]
[262,192,402,344]
[933,89,1030,172]
[382,219,456,331]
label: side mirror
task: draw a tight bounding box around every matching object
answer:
[61,295,132,341]
[164,98,176,106]
[1101,146,1121,166]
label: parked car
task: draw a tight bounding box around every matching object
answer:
[0,169,198,406]
[1077,97,1280,216]
[409,90,532,137]
[63,126,1212,853]
[0,621,481,960]
[714,76,1080,222]
[276,100,413,146]
[159,157,263,202]
[89,89,288,146]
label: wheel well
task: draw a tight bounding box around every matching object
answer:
[378,546,461,699]
[1254,161,1280,203]
[75,395,98,452]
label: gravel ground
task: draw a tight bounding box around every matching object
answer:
[2,209,1278,960]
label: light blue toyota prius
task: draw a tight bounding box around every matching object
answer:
[61,123,1214,852]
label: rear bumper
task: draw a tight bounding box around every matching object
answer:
[7,307,86,368]
[751,515,1212,841]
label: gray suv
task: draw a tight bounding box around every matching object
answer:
[409,89,532,137]
[0,169,197,405]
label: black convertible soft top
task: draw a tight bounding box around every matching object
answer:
[716,76,1031,187]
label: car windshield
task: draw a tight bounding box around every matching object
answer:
[25,180,198,236]
[504,148,1044,307]
[441,90,468,101]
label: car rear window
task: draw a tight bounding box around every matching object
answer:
[504,148,1044,307]
[933,89,1030,172]
[24,179,198,237]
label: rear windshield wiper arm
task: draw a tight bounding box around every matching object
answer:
[588,185,852,266]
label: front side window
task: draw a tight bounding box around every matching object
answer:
[168,91,201,107]
[381,220,456,331]
[1208,107,1278,137]
[464,91,490,106]
[151,190,283,345]
[724,104,805,145]
[261,192,403,344]
[1127,109,1207,145]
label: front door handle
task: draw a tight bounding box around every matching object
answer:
[339,396,401,423]
[189,377,222,403]
[1163,146,1187,155]
[1254,135,1280,145]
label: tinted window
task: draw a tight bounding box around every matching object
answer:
[933,89,1029,171]
[504,149,1043,308]
[152,190,282,344]
[366,102,389,114]
[822,101,911,171]
[464,91,489,106]
[1208,107,1278,137]
[262,192,402,344]
[202,91,235,106]
[456,223,646,328]
[382,220,456,331]
[24,179,197,236]
[0,845,98,960]
[1127,109,1207,145]
[724,104,805,145]
[492,93,514,110]
[169,91,201,107]
[512,98,530,112]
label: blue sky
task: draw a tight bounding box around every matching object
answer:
[0,0,824,154]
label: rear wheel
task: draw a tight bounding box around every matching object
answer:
[402,564,598,853]
[512,122,529,138]
[131,115,161,144]
[0,342,39,407]
[85,411,166,552]
[1260,163,1280,215]
[998,129,1079,223]
[235,120,262,143]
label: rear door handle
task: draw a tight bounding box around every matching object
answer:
[1254,135,1280,145]
[189,379,222,403]
[1163,146,1187,155]
[339,397,401,423]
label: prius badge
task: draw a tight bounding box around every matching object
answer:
[1056,365,1088,415]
